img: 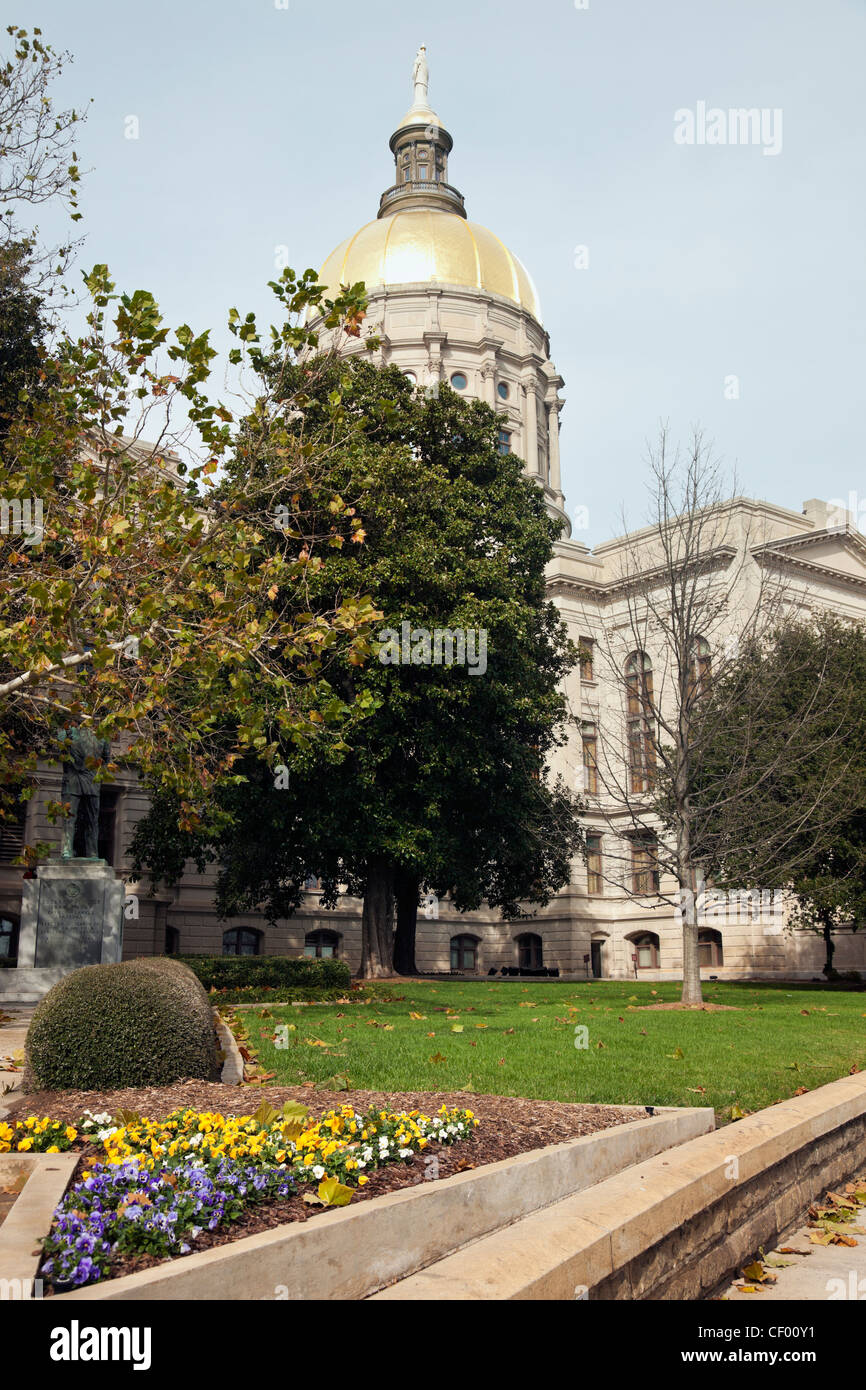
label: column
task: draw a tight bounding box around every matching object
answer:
[548,399,562,495]
[522,372,539,476]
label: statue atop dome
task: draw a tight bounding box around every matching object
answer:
[412,45,429,106]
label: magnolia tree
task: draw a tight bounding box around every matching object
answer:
[130,362,584,978]
[0,263,381,849]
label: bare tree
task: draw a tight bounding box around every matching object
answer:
[579,426,860,1004]
[0,24,90,297]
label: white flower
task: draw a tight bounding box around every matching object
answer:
[313,1165,325,1180]
[356,1160,366,1169]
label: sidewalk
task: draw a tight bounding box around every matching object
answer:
[0,1006,32,1117]
[720,1192,866,1301]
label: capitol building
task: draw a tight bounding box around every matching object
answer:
[3,52,865,987]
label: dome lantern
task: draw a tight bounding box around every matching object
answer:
[378,46,466,221]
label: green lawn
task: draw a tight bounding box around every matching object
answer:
[242,979,866,1123]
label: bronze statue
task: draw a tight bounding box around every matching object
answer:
[59,726,111,859]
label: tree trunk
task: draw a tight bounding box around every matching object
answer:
[393,870,420,976]
[359,858,395,979]
[822,917,837,977]
[679,856,704,1006]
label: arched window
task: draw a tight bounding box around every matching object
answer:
[625,652,655,792]
[450,934,479,973]
[304,930,340,959]
[698,928,723,967]
[629,932,660,969]
[0,915,19,961]
[222,927,261,957]
[516,933,543,969]
[688,637,712,700]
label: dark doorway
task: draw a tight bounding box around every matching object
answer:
[590,940,603,978]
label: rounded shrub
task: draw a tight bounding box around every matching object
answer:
[25,957,221,1091]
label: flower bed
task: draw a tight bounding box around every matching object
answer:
[2,1102,478,1291]
[0,1117,78,1153]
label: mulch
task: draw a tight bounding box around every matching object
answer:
[5,1080,644,1135]
[6,1082,645,1290]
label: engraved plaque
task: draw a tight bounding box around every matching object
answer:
[34,877,106,968]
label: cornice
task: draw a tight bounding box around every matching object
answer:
[546,545,738,604]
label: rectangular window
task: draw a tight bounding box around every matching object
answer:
[631,838,660,895]
[628,720,656,793]
[579,637,594,681]
[497,428,511,455]
[586,834,603,895]
[0,801,26,863]
[581,729,598,795]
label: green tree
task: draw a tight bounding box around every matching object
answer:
[691,614,866,975]
[0,265,379,842]
[132,359,583,977]
[0,238,49,434]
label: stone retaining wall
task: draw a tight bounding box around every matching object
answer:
[372,1072,866,1300]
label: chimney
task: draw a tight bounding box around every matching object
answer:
[802,498,829,528]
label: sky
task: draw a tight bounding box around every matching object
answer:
[12,0,866,545]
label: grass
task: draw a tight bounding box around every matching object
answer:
[242,979,866,1123]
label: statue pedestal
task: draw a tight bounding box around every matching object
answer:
[0,860,124,1003]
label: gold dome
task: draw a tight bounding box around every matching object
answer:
[318,207,542,322]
